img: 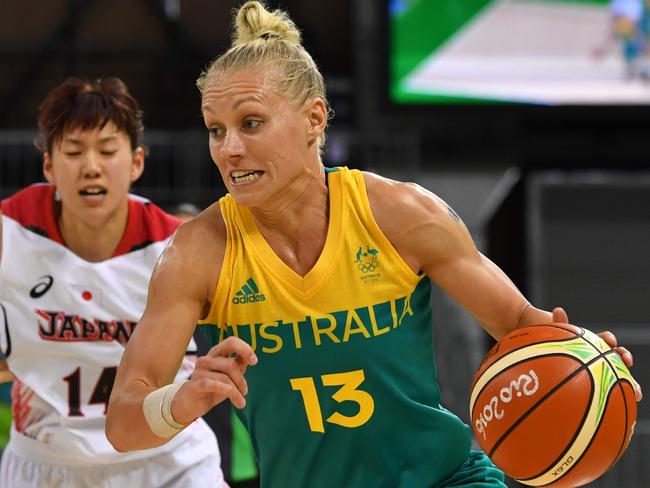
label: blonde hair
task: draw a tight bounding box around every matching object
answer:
[196,1,330,153]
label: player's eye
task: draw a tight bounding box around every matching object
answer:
[243,119,262,130]
[208,126,224,138]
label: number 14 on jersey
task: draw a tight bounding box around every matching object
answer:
[63,366,117,416]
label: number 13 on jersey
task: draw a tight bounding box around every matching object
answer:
[290,369,375,433]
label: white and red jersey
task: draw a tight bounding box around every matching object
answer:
[0,184,216,465]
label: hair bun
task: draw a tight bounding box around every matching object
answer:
[233,1,301,46]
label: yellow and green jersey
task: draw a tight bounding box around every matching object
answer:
[201,167,472,487]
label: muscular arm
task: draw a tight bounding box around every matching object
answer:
[106,207,255,451]
[366,173,642,400]
[365,173,551,340]
[106,217,215,450]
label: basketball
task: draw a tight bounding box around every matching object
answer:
[469,323,637,487]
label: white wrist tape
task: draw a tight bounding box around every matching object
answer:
[143,380,189,439]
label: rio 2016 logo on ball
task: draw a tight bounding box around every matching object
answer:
[469,323,637,487]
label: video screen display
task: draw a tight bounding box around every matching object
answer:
[389,0,650,105]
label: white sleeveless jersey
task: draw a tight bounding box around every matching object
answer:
[0,184,217,465]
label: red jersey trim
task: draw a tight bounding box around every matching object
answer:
[1,184,181,257]
[1,184,63,245]
[112,197,181,256]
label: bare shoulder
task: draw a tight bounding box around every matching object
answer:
[153,201,227,303]
[170,202,227,256]
[361,171,474,272]
[362,171,461,235]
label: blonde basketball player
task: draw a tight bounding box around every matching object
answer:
[0,78,224,487]
[107,2,642,487]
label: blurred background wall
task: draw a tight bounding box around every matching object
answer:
[1,1,648,486]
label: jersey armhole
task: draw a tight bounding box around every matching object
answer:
[0,304,11,360]
[197,199,232,329]
[355,171,423,285]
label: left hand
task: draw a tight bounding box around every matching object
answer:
[552,307,642,402]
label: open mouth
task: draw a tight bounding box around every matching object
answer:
[79,187,107,196]
[231,170,264,185]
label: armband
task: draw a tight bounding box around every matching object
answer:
[142,380,189,439]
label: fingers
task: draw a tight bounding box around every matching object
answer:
[552,307,569,324]
[207,336,258,367]
[193,338,259,410]
[595,331,642,402]
[188,337,258,410]
[633,379,643,402]
[613,346,633,367]
[597,330,617,349]
[193,376,248,409]
[194,355,249,399]
[173,375,248,423]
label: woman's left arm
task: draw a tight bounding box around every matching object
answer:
[367,173,549,339]
[365,173,642,400]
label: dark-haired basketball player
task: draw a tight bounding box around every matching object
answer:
[0,77,224,486]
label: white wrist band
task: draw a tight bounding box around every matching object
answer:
[143,380,189,439]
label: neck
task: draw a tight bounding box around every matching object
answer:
[57,201,130,262]
[251,164,328,237]
[249,164,330,276]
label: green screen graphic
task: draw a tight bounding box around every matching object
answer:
[389,0,650,105]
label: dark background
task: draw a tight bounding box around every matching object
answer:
[1,1,648,487]
[3,0,649,170]
[0,0,353,129]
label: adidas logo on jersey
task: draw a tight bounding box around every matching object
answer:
[232,278,266,305]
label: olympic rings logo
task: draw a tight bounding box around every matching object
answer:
[358,260,379,273]
[354,245,380,274]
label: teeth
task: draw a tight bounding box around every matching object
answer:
[81,188,105,195]
[231,171,262,184]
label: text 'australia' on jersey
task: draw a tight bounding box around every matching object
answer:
[200,167,472,488]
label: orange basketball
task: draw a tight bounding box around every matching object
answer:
[469,323,637,487]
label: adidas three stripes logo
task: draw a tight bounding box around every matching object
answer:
[232,278,266,304]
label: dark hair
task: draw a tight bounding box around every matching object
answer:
[36,77,144,154]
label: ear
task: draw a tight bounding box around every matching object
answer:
[43,152,55,184]
[130,147,145,183]
[304,97,328,145]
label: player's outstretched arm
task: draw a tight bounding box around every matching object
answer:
[365,173,551,339]
[365,173,641,401]
[106,213,257,451]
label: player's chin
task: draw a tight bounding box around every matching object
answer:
[228,185,268,208]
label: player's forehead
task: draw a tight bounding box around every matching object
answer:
[59,121,124,145]
[201,67,285,112]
